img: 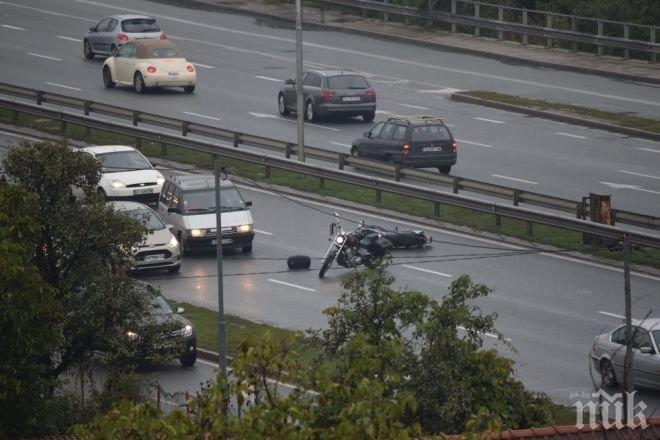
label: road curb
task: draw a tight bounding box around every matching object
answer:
[450,93,660,142]
[153,0,660,85]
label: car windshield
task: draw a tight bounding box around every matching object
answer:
[410,125,452,142]
[326,75,369,90]
[124,208,165,231]
[122,18,161,33]
[150,295,173,316]
[182,187,246,213]
[97,150,152,173]
[150,48,178,58]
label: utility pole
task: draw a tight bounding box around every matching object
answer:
[295,0,305,162]
[622,233,633,421]
[214,155,227,374]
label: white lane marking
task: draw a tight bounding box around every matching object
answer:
[0,129,43,142]
[400,103,430,110]
[255,75,281,82]
[598,311,624,320]
[254,229,273,236]
[492,174,538,185]
[45,82,81,91]
[600,181,660,195]
[192,62,214,69]
[638,147,660,154]
[456,138,492,148]
[268,279,316,293]
[330,141,351,148]
[402,265,451,277]
[28,52,62,61]
[58,35,82,42]
[556,132,588,139]
[183,111,221,121]
[375,110,391,114]
[475,117,505,124]
[618,170,660,181]
[247,112,340,131]
[235,184,660,282]
[418,88,463,94]
[2,24,25,30]
[457,325,507,341]
[1,1,96,22]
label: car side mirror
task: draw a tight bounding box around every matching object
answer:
[176,307,185,314]
[89,26,97,32]
[168,206,180,213]
[245,201,252,207]
[639,346,654,354]
[111,46,118,56]
[285,79,295,85]
[364,131,372,138]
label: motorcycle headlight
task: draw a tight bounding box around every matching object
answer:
[237,224,253,234]
[111,180,126,188]
[336,235,345,244]
[126,330,138,341]
[156,176,165,185]
[182,324,193,337]
[168,235,179,248]
[189,229,204,238]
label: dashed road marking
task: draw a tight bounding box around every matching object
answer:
[268,279,316,293]
[192,62,215,69]
[255,75,281,82]
[638,147,660,154]
[400,103,430,110]
[330,141,351,148]
[254,229,273,236]
[598,311,624,320]
[492,174,538,185]
[45,82,81,91]
[375,110,391,114]
[183,111,221,121]
[556,132,588,139]
[58,35,82,42]
[2,24,25,30]
[456,138,492,148]
[618,170,660,181]
[402,265,451,277]
[475,117,505,124]
[29,52,62,61]
[457,325,507,341]
[417,88,463,94]
[247,112,340,131]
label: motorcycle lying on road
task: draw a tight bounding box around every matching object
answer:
[359,223,432,249]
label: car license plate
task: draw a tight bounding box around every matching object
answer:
[169,72,178,79]
[342,96,360,102]
[422,146,443,152]
[144,254,165,261]
[211,238,234,245]
[133,188,152,195]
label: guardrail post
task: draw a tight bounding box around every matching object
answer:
[571,16,578,52]
[451,0,457,33]
[522,9,528,44]
[132,111,140,126]
[513,189,521,206]
[285,143,292,159]
[546,13,553,47]
[11,110,18,125]
[338,153,346,170]
[611,208,617,226]
[498,5,504,40]
[362,2,367,18]
[233,133,240,148]
[156,385,161,412]
[651,25,657,63]
[36,90,43,105]
[59,114,66,133]
[375,189,382,204]
[434,201,441,217]
[597,19,604,56]
[526,221,533,235]
[495,213,501,227]
[264,163,271,179]
[383,0,389,22]
[319,176,325,189]
[84,101,91,116]
[160,142,167,156]
[394,164,401,182]
[136,138,142,149]
[182,121,189,137]
[623,24,630,59]
[474,2,480,37]
[452,177,459,194]
[319,0,325,24]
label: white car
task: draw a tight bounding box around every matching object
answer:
[81,145,164,204]
[109,201,181,273]
[102,39,196,93]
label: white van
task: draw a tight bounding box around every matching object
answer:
[157,174,254,254]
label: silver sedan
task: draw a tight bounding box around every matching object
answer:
[83,15,165,59]
[590,318,660,390]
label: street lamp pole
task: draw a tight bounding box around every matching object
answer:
[295,0,305,162]
[214,154,227,374]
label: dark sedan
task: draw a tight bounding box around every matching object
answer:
[278,70,376,122]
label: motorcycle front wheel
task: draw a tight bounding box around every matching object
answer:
[319,250,337,278]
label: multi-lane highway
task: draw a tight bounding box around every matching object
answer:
[1,0,660,215]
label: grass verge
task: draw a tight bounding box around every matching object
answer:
[460,90,660,134]
[2,108,660,269]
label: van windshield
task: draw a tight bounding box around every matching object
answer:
[182,187,245,213]
[410,125,452,142]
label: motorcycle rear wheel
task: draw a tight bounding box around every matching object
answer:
[319,250,337,278]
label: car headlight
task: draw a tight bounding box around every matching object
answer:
[111,180,126,188]
[237,224,253,234]
[168,235,179,248]
[336,235,345,244]
[126,330,138,341]
[182,324,193,337]
[189,229,204,238]
[156,176,165,185]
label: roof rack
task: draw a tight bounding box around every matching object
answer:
[386,115,446,124]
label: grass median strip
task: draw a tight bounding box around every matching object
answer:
[2,108,659,268]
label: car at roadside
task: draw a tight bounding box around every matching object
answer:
[102,39,196,94]
[278,70,376,122]
[81,145,165,203]
[590,318,660,390]
[351,115,458,174]
[84,15,166,59]
[109,201,182,273]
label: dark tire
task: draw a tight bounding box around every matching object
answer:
[102,66,115,88]
[305,100,317,122]
[97,187,107,201]
[168,264,181,274]
[362,111,375,122]
[179,233,190,256]
[83,40,94,59]
[438,165,451,174]
[350,146,358,156]
[278,93,290,116]
[242,245,252,254]
[287,255,311,270]
[134,71,146,93]
[180,347,197,367]
[183,85,195,94]
[599,359,618,388]
[319,250,337,278]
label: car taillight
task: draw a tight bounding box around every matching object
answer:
[160,32,167,40]
[402,144,410,155]
[146,66,156,74]
[319,90,336,100]
[186,65,194,72]
[364,88,376,97]
[117,33,129,43]
[452,141,458,152]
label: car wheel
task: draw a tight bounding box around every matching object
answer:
[438,165,451,174]
[180,347,197,367]
[134,71,146,93]
[97,187,107,201]
[183,85,195,94]
[362,111,375,122]
[179,233,190,256]
[599,359,618,388]
[102,67,115,88]
[305,100,317,122]
[168,264,181,274]
[278,93,290,116]
[242,245,252,254]
[83,40,94,59]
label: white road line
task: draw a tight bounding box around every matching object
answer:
[457,325,506,341]
[400,103,430,110]
[183,111,221,121]
[330,141,351,148]
[417,88,463,94]
[1,24,25,30]
[247,112,340,131]
[638,147,660,154]
[600,181,660,195]
[598,311,624,320]
[556,132,588,139]
[268,279,316,293]
[254,229,274,236]
[402,265,451,277]
[456,138,492,148]
[474,117,505,124]
[28,52,62,61]
[57,35,82,42]
[255,75,281,82]
[491,174,538,185]
[0,129,43,142]
[375,110,391,114]
[618,170,660,181]
[45,82,81,91]
[2,1,96,22]
[192,62,214,69]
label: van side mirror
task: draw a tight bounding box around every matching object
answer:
[168,206,180,213]
[285,79,295,85]
[89,26,97,32]
[364,131,372,138]
[639,346,654,354]
[245,201,252,207]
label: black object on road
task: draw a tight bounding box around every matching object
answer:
[288,255,311,270]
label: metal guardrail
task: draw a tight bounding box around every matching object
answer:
[2,96,660,249]
[1,82,658,232]
[318,0,660,61]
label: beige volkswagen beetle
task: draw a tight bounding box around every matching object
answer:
[102,39,196,93]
